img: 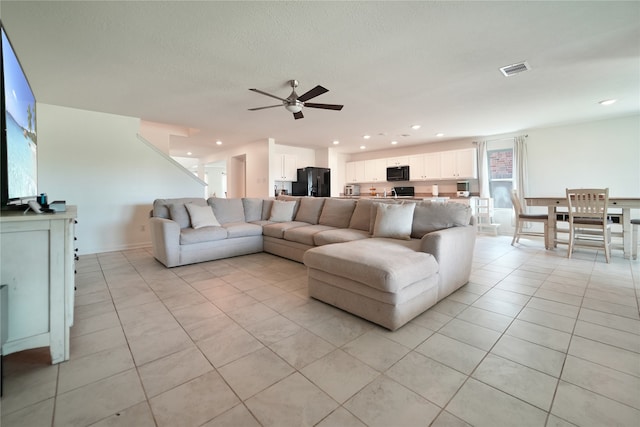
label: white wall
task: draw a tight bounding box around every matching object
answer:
[38,104,205,255]
[37,103,639,254]
[527,115,639,197]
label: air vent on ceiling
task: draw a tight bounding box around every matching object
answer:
[500,61,531,77]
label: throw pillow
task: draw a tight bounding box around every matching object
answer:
[168,203,191,229]
[372,202,416,240]
[185,204,221,229]
[269,200,297,222]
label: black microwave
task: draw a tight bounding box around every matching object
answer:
[387,165,409,181]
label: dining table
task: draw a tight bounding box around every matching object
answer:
[525,196,640,259]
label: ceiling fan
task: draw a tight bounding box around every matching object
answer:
[249,79,343,120]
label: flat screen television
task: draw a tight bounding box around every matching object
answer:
[1,21,38,209]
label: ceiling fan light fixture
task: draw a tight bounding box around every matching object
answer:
[285,103,303,113]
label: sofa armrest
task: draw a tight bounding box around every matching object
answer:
[150,217,181,267]
[420,224,476,300]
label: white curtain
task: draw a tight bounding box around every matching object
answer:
[513,135,528,212]
[477,141,490,198]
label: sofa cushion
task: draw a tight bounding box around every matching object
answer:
[242,198,264,222]
[372,202,416,240]
[168,203,192,229]
[153,198,206,220]
[294,198,326,224]
[262,221,310,239]
[223,222,264,238]
[319,198,357,228]
[180,227,228,244]
[313,228,370,246]
[208,198,246,224]
[269,200,297,222]
[304,239,438,293]
[349,199,375,231]
[185,204,221,229]
[262,199,274,220]
[284,225,335,246]
[411,201,472,238]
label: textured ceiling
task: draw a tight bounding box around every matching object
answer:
[1,1,639,160]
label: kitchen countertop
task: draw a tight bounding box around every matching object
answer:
[339,193,478,200]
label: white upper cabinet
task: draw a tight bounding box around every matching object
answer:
[346,160,366,183]
[409,153,441,181]
[440,148,477,179]
[274,154,297,181]
[424,152,442,180]
[364,158,387,182]
[386,156,409,167]
[346,147,475,183]
[409,155,425,180]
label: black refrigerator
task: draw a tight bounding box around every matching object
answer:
[291,167,331,197]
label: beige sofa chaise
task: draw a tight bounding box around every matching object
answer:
[149,196,475,329]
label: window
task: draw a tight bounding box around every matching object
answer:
[487,148,513,209]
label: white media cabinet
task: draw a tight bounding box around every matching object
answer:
[0,206,77,364]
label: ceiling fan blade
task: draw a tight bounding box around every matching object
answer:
[293,111,304,120]
[249,88,288,102]
[297,85,328,102]
[248,104,282,111]
[304,103,344,111]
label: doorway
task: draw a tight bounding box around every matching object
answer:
[229,154,246,198]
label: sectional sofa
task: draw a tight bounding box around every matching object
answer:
[150,196,476,329]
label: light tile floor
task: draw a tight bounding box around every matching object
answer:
[1,236,639,426]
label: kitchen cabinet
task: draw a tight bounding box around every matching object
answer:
[364,159,387,182]
[346,160,366,183]
[274,154,297,181]
[409,153,441,181]
[386,156,409,167]
[440,148,477,179]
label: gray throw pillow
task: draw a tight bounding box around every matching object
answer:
[269,200,297,222]
[185,204,221,229]
[372,203,416,240]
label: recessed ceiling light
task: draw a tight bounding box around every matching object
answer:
[391,141,398,145]
[332,140,340,145]
[436,133,444,137]
[187,152,192,155]
[599,99,616,106]
[411,125,421,130]
[360,145,366,150]
[363,135,371,139]
[216,140,222,145]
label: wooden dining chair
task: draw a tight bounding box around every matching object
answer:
[566,188,612,263]
[510,189,549,247]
